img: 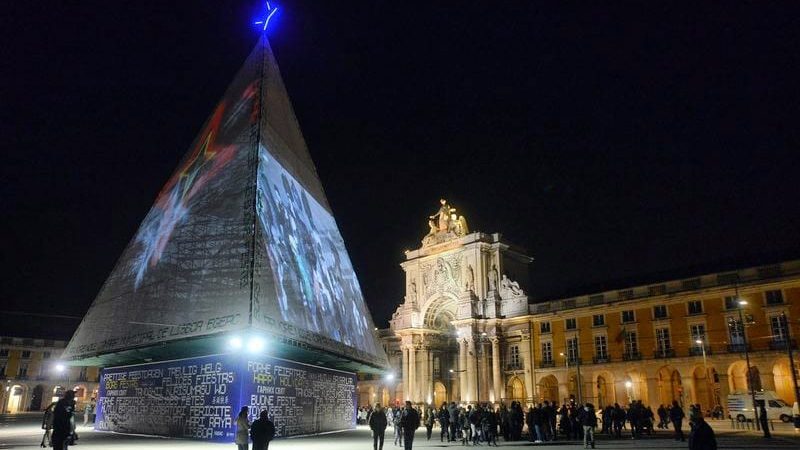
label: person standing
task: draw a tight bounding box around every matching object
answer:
[438,403,450,442]
[448,402,459,442]
[369,403,388,450]
[52,390,75,450]
[424,406,434,440]
[688,415,717,450]
[400,401,420,450]
[669,400,685,442]
[758,401,771,439]
[250,410,275,450]
[393,405,404,447]
[579,403,597,449]
[235,406,250,450]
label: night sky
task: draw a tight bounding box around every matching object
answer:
[3,1,800,339]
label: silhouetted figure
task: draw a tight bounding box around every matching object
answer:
[758,401,771,438]
[688,416,717,450]
[400,401,420,450]
[52,390,75,450]
[369,403,388,450]
[669,400,685,442]
[250,410,275,450]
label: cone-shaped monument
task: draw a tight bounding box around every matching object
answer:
[64,33,387,440]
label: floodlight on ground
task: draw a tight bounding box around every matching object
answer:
[229,336,243,350]
[246,336,265,353]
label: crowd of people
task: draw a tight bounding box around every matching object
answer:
[363,398,718,450]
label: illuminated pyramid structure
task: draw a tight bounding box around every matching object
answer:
[64,35,388,373]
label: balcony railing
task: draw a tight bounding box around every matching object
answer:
[506,363,524,371]
[769,339,797,351]
[727,343,751,353]
[688,347,712,357]
[622,351,642,361]
[567,357,582,365]
[538,360,555,368]
[654,348,676,359]
[592,356,610,364]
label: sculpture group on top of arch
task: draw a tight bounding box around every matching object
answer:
[423,199,469,247]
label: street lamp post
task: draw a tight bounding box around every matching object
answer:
[559,351,582,404]
[735,298,760,431]
[779,312,800,428]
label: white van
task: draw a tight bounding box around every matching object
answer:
[727,391,794,422]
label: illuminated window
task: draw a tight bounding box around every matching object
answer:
[594,335,608,360]
[592,314,605,327]
[509,345,521,368]
[433,357,440,378]
[566,337,579,362]
[653,305,668,319]
[541,342,553,364]
[687,300,703,315]
[770,316,788,342]
[656,328,671,354]
[624,331,638,356]
[565,318,577,330]
[728,318,745,345]
[18,362,28,378]
[724,296,738,310]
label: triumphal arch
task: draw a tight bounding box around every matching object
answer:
[384,199,533,405]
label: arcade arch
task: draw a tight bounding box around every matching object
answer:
[506,376,526,402]
[538,375,559,403]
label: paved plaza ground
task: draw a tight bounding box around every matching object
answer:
[1,414,798,449]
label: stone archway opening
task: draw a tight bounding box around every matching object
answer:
[728,361,761,393]
[7,385,25,413]
[506,376,526,403]
[434,381,447,406]
[29,384,45,411]
[657,366,683,406]
[538,375,559,404]
[596,372,614,408]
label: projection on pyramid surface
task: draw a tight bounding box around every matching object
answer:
[65,33,386,370]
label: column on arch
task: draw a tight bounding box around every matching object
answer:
[409,344,417,402]
[491,337,502,403]
[402,345,410,401]
[467,338,478,402]
[459,339,468,402]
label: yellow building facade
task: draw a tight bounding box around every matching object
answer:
[0,336,100,413]
[357,201,799,418]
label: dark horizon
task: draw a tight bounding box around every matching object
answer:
[2,1,799,339]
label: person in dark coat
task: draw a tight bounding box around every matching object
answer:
[250,410,276,450]
[438,403,450,442]
[52,390,75,450]
[688,415,717,450]
[369,403,388,450]
[400,401,420,450]
[668,400,685,442]
[758,401,771,439]
[578,403,597,449]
